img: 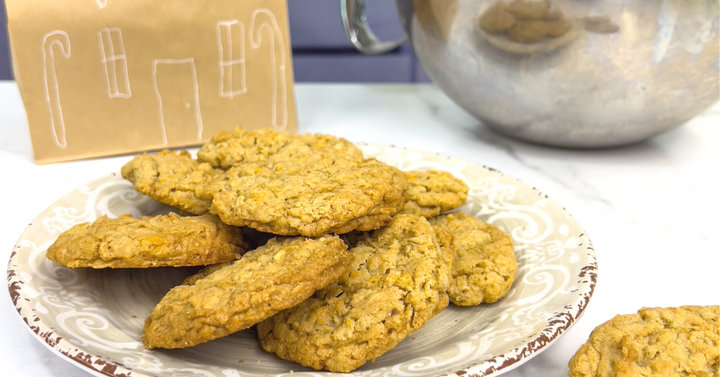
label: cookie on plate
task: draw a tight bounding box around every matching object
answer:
[429,212,516,306]
[209,157,408,237]
[401,170,469,217]
[121,150,222,215]
[197,126,364,169]
[568,305,719,377]
[180,261,234,286]
[142,235,352,349]
[257,214,453,373]
[46,213,247,269]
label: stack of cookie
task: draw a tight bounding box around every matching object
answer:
[479,0,571,44]
[46,126,518,373]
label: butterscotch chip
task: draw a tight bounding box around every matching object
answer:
[568,306,719,377]
[258,214,453,373]
[507,20,550,43]
[121,150,222,215]
[209,158,408,237]
[401,170,468,217]
[142,235,352,349]
[479,2,517,34]
[46,213,247,269]
[197,126,364,170]
[429,212,516,306]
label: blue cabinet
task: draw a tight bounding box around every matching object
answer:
[0,0,428,82]
[288,0,428,82]
[0,2,11,80]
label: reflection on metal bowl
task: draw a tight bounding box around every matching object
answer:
[344,0,719,148]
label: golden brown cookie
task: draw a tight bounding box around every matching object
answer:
[428,212,516,306]
[209,158,408,237]
[479,2,517,34]
[258,214,453,373]
[121,150,223,215]
[197,126,364,170]
[506,0,552,20]
[401,170,468,217]
[568,306,719,377]
[46,213,247,269]
[180,261,233,286]
[507,20,550,44]
[142,235,352,349]
[545,18,570,37]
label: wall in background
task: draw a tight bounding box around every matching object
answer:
[0,2,11,80]
[0,0,429,82]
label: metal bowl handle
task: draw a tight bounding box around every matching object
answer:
[341,0,407,55]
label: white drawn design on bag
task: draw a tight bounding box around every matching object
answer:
[98,28,131,99]
[250,9,288,131]
[152,59,204,145]
[216,20,247,98]
[42,31,71,149]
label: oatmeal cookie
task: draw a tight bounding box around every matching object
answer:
[180,261,234,286]
[197,126,364,169]
[479,2,517,34]
[121,150,223,215]
[507,20,550,44]
[209,158,408,237]
[257,214,453,373]
[568,306,719,377]
[506,0,552,20]
[429,212,516,306]
[142,235,352,349]
[46,213,247,269]
[401,170,468,217]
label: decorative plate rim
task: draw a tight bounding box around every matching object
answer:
[7,144,598,377]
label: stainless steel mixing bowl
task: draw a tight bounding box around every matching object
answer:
[342,0,719,148]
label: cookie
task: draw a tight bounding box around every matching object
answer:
[401,170,468,217]
[257,214,453,373]
[209,157,408,237]
[507,20,550,44]
[46,213,247,269]
[180,261,233,286]
[568,306,719,377]
[506,0,552,21]
[429,212,516,306]
[197,126,364,170]
[142,235,353,349]
[121,150,222,215]
[479,2,517,34]
[545,18,570,37]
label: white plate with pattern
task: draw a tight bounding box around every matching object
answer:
[7,144,597,377]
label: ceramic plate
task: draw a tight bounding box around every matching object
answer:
[7,144,597,377]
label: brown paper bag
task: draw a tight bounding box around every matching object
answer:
[5,0,297,164]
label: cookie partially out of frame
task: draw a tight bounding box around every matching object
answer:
[209,157,408,237]
[401,170,469,217]
[568,305,719,377]
[46,213,247,269]
[142,235,352,349]
[258,214,453,373]
[121,150,222,215]
[429,212,516,306]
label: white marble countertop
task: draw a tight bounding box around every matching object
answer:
[1,80,718,377]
